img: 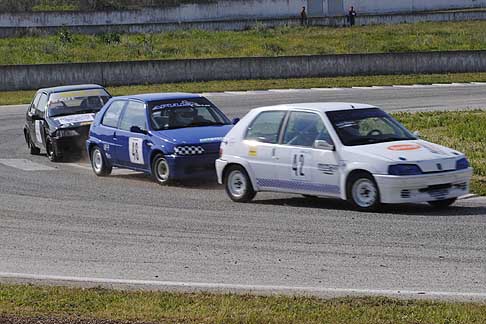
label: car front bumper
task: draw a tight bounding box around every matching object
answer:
[166,153,219,180]
[52,134,89,156]
[374,168,473,204]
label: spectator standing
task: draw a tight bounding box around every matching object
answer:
[348,6,357,26]
[300,6,308,26]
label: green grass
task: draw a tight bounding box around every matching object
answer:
[1,284,486,323]
[395,110,486,196]
[2,72,486,106]
[2,21,486,64]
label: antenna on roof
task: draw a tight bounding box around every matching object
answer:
[350,105,355,109]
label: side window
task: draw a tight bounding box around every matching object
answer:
[102,101,126,128]
[29,93,42,115]
[119,101,147,132]
[283,111,332,147]
[245,111,286,144]
[36,93,48,113]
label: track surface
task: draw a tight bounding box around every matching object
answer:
[1,84,485,300]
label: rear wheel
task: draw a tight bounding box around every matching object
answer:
[46,136,61,162]
[90,146,112,176]
[347,172,381,211]
[428,198,457,208]
[152,154,172,185]
[224,165,256,203]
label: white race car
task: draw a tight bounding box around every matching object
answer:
[215,103,473,211]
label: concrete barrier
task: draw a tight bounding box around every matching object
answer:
[1,50,485,91]
[1,9,486,37]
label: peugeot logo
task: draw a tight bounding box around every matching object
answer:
[437,163,443,171]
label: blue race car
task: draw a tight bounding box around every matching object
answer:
[86,93,235,184]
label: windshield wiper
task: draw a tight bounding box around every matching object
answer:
[187,121,226,127]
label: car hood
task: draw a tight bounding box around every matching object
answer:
[152,124,233,145]
[50,113,96,129]
[344,139,462,172]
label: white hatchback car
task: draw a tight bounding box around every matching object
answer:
[215,103,473,211]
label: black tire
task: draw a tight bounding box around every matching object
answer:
[346,171,381,211]
[46,136,61,162]
[152,154,172,185]
[26,133,41,155]
[428,198,457,209]
[224,165,256,203]
[90,146,112,176]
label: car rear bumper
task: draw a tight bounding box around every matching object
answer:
[166,153,219,180]
[374,168,473,204]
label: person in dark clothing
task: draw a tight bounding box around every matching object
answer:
[348,6,357,26]
[300,6,308,26]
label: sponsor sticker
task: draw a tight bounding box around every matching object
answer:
[200,137,223,143]
[387,144,421,151]
[54,113,95,125]
[248,146,257,156]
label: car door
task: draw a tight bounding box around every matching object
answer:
[26,92,42,144]
[114,100,151,171]
[274,111,341,197]
[98,100,127,165]
[30,92,49,148]
[243,110,287,190]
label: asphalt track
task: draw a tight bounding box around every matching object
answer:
[0,84,485,301]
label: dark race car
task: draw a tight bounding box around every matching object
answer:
[24,84,111,161]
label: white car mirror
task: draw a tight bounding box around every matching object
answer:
[413,130,421,138]
[314,140,334,151]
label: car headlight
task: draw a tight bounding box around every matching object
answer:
[388,164,422,176]
[455,157,469,170]
[56,129,80,137]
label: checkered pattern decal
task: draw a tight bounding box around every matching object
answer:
[174,146,205,156]
[256,178,340,194]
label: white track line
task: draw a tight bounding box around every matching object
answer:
[1,272,485,300]
[0,159,55,171]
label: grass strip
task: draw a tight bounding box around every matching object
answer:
[1,284,486,324]
[2,72,486,106]
[1,21,486,65]
[395,110,486,196]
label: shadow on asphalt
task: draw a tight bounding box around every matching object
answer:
[253,196,486,216]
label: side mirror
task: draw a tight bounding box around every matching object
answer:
[232,118,240,125]
[413,130,421,138]
[314,140,335,151]
[130,126,148,135]
[30,114,41,120]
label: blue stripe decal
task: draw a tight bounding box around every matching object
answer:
[256,178,340,194]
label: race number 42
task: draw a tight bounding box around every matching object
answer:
[129,137,144,165]
[291,152,310,180]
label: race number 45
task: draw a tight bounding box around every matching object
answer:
[129,137,144,165]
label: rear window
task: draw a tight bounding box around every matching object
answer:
[48,89,111,117]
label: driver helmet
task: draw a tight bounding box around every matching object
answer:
[174,107,197,125]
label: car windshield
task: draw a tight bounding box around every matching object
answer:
[48,89,111,117]
[149,98,231,130]
[326,108,416,146]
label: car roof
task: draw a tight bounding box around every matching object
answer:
[251,102,378,113]
[113,92,203,103]
[38,84,106,94]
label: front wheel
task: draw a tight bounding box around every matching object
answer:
[224,165,256,203]
[428,198,457,209]
[152,154,172,185]
[90,146,112,176]
[347,172,381,211]
[46,136,61,162]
